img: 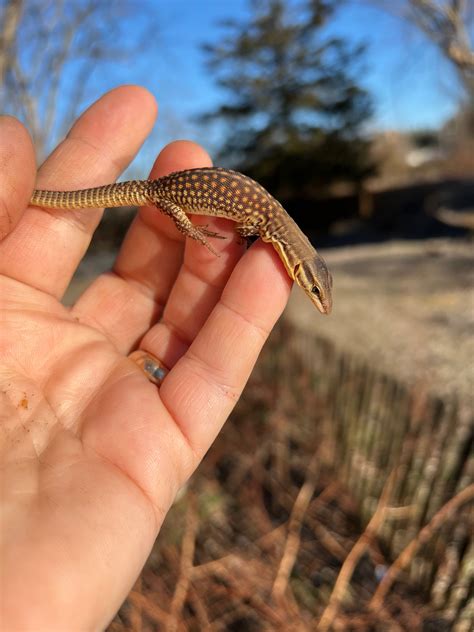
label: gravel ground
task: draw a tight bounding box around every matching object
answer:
[285,238,474,402]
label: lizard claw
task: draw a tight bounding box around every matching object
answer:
[199,225,227,240]
[200,238,221,257]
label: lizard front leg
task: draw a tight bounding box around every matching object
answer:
[155,199,225,255]
[235,222,260,246]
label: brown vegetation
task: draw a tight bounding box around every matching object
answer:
[108,323,473,631]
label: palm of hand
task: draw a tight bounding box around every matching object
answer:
[2,267,181,629]
[2,275,161,501]
[0,87,290,630]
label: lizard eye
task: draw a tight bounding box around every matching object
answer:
[311,285,321,296]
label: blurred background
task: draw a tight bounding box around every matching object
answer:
[1,0,473,629]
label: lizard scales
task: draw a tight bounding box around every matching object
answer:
[31,167,333,314]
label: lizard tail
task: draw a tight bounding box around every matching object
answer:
[30,180,151,209]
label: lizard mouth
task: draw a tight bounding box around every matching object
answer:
[307,289,331,315]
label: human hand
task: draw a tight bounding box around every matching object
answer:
[0,86,291,630]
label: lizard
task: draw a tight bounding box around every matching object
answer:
[30,167,333,314]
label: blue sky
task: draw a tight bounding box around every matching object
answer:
[78,0,467,172]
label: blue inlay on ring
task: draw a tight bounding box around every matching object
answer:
[144,358,167,381]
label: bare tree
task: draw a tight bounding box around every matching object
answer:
[409,1,473,100]
[0,0,23,82]
[373,0,473,103]
[0,0,159,159]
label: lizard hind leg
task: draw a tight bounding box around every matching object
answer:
[155,200,223,256]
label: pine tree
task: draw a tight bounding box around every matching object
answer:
[203,0,374,194]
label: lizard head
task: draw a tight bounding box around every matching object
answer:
[294,258,333,315]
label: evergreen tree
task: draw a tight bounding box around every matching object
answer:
[203,0,374,194]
